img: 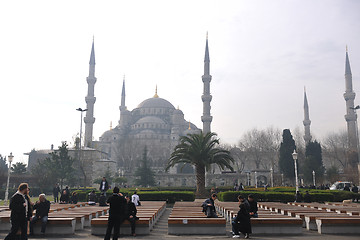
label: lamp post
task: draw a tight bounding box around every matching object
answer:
[4,152,14,205]
[312,170,316,187]
[281,173,284,186]
[76,108,87,186]
[292,150,299,192]
[270,167,274,187]
[254,171,258,188]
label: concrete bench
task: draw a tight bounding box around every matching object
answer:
[91,217,151,235]
[303,213,350,230]
[168,218,226,235]
[48,214,85,230]
[32,218,76,235]
[0,215,11,231]
[250,218,303,235]
[316,217,360,234]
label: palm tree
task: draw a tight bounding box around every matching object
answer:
[166,132,234,197]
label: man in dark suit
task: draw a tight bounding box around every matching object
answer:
[125,195,137,237]
[99,177,109,196]
[5,183,32,240]
[201,193,218,218]
[104,187,126,240]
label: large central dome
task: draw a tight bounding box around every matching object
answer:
[137,97,175,109]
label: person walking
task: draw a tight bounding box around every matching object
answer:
[131,191,141,206]
[5,183,32,240]
[99,177,109,196]
[52,184,60,203]
[232,195,252,239]
[125,195,138,237]
[30,194,50,236]
[104,187,127,240]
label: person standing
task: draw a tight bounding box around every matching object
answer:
[295,191,303,202]
[104,187,126,240]
[125,195,137,237]
[99,177,109,196]
[232,195,251,239]
[247,194,258,218]
[52,184,60,203]
[5,183,32,240]
[131,191,140,206]
[30,194,50,236]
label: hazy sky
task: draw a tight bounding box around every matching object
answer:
[1,0,360,164]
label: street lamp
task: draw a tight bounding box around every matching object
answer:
[312,170,316,187]
[76,108,87,186]
[292,150,299,192]
[281,173,284,186]
[254,171,258,188]
[270,167,274,187]
[4,152,14,205]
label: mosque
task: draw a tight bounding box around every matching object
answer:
[83,36,212,176]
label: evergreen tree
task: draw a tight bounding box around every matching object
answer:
[0,154,8,176]
[11,162,27,174]
[279,129,297,180]
[31,142,76,189]
[134,147,156,187]
[303,141,325,184]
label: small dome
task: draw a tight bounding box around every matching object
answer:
[136,116,165,124]
[137,97,175,109]
[100,129,115,141]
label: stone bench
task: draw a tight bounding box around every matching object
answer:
[32,218,76,235]
[316,217,360,234]
[168,218,226,235]
[48,214,85,230]
[250,218,303,235]
[303,213,350,230]
[91,217,152,235]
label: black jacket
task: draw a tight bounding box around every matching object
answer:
[53,186,60,195]
[202,198,215,212]
[33,200,50,218]
[9,192,30,222]
[99,180,109,192]
[107,194,127,218]
[248,200,258,214]
[126,201,137,218]
[234,202,252,234]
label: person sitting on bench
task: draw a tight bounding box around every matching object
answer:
[30,194,50,236]
[202,193,218,218]
[125,195,138,237]
[247,194,258,218]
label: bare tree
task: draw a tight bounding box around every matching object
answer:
[322,131,348,170]
[237,127,281,170]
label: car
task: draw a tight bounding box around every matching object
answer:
[329,181,352,190]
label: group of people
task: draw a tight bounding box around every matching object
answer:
[4,183,51,240]
[104,188,140,240]
[202,193,257,239]
[53,184,78,204]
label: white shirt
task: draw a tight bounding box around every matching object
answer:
[101,181,106,191]
[131,194,140,206]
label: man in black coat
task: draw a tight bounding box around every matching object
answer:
[5,183,31,240]
[202,193,218,218]
[247,194,258,218]
[52,183,60,203]
[104,187,127,240]
[30,194,50,235]
[232,195,251,239]
[99,177,109,196]
[125,195,138,236]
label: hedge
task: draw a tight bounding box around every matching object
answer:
[73,190,195,203]
[217,190,360,202]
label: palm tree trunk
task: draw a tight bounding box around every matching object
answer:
[195,165,206,197]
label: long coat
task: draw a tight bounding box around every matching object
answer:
[234,202,252,234]
[9,192,31,223]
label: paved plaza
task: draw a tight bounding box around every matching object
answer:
[1,208,359,240]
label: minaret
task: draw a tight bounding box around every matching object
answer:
[343,46,358,150]
[303,87,312,143]
[201,33,213,134]
[84,39,97,147]
[120,76,126,111]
